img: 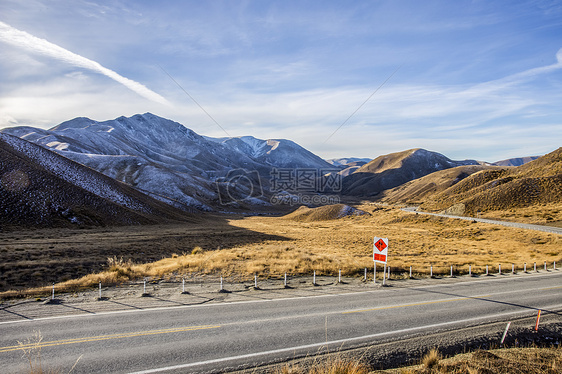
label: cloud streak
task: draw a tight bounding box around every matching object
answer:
[0,21,170,105]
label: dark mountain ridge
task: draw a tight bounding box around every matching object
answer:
[0,133,197,229]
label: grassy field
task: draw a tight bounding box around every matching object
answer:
[1,203,559,298]
[479,202,562,227]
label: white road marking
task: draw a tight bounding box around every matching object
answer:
[127,304,562,374]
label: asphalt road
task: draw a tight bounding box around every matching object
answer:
[1,271,561,373]
[401,207,562,235]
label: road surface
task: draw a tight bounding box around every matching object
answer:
[1,271,561,373]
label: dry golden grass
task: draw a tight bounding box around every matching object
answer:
[1,204,560,298]
[380,347,562,373]
[276,355,371,374]
[277,346,561,374]
[15,207,562,294]
[480,202,562,227]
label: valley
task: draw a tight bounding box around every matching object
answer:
[1,203,560,298]
[0,113,560,298]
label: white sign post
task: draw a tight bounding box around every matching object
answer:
[373,237,389,285]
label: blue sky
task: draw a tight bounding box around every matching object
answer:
[0,0,561,162]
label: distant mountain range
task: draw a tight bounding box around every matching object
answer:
[0,112,554,228]
[326,157,372,177]
[2,113,336,212]
[491,156,541,167]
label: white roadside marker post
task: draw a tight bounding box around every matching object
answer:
[52,283,55,301]
[498,264,501,275]
[99,281,102,299]
[534,262,537,272]
[254,274,258,289]
[284,272,287,287]
[338,269,341,283]
[512,264,515,274]
[220,275,223,291]
[409,266,412,279]
[554,261,556,270]
[364,268,367,281]
[544,261,547,271]
[500,322,511,347]
[486,265,489,276]
[181,277,189,294]
[524,263,527,272]
[450,265,453,277]
[469,265,472,276]
[430,265,433,278]
[313,270,316,286]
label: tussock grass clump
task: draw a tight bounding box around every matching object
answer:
[421,348,441,369]
[191,246,204,255]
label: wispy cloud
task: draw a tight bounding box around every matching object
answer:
[0,21,170,105]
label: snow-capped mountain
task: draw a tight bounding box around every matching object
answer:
[492,156,541,167]
[211,135,334,170]
[326,157,372,168]
[2,113,337,210]
[326,157,372,177]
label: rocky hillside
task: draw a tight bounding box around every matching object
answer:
[0,133,196,229]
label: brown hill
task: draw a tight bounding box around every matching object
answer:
[283,204,368,222]
[0,133,197,229]
[380,165,499,204]
[419,147,562,217]
[342,149,479,197]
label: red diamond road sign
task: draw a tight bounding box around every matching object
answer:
[374,239,387,252]
[373,237,388,264]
